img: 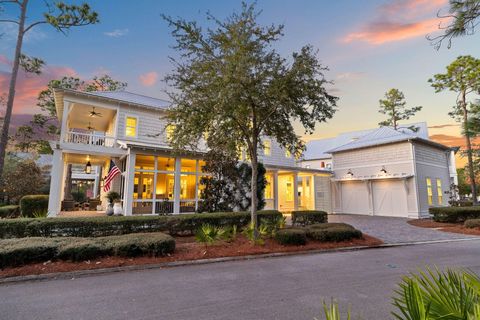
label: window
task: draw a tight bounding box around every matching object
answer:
[436,179,443,204]
[285,149,291,158]
[166,124,175,141]
[264,174,273,199]
[320,162,325,168]
[426,178,433,205]
[263,140,271,156]
[125,116,137,137]
[286,176,294,201]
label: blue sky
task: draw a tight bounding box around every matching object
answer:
[1,0,480,146]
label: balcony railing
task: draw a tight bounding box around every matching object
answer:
[65,131,115,147]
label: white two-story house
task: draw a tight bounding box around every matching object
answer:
[47,89,332,216]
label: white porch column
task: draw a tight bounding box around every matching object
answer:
[173,157,182,214]
[47,149,64,217]
[123,151,136,216]
[293,172,299,211]
[273,171,279,210]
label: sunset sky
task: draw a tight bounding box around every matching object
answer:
[1,0,480,157]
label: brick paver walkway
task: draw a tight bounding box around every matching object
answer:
[328,214,478,244]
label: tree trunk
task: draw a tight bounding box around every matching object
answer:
[0,0,28,181]
[250,139,258,240]
[462,90,478,204]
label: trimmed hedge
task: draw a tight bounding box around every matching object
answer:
[306,223,362,242]
[429,206,480,223]
[291,210,327,226]
[274,228,307,245]
[0,205,20,219]
[20,195,49,218]
[464,219,480,229]
[0,210,282,239]
[0,232,175,268]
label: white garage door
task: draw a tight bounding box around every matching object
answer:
[340,182,370,215]
[372,180,408,217]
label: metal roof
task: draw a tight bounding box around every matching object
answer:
[86,91,171,110]
[326,126,449,153]
[303,122,434,159]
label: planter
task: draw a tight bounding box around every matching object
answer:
[113,202,123,216]
[106,204,114,216]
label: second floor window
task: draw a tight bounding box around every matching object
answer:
[125,116,137,137]
[166,124,175,141]
[263,140,271,156]
[285,149,291,158]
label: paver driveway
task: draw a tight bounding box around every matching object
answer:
[328,214,478,244]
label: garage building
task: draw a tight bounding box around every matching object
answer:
[302,124,456,218]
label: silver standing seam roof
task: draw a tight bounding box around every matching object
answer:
[83,91,171,110]
[303,122,448,159]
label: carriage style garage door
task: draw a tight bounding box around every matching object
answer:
[340,180,408,217]
[340,181,370,215]
[372,180,408,217]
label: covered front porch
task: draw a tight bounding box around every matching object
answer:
[264,166,332,212]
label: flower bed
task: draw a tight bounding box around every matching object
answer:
[0,233,382,279]
[407,219,480,236]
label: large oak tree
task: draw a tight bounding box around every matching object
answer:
[163,3,338,236]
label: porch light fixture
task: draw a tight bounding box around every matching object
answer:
[85,161,92,174]
[380,166,387,174]
[346,169,353,178]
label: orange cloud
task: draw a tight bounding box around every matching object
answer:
[342,0,448,45]
[0,57,76,114]
[139,71,158,86]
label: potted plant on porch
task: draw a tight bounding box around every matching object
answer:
[105,191,121,216]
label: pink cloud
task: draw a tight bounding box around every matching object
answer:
[0,55,10,66]
[0,56,76,114]
[139,71,158,86]
[342,0,448,45]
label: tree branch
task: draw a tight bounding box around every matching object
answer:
[23,20,47,34]
[0,19,19,24]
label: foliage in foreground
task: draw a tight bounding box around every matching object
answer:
[318,267,480,320]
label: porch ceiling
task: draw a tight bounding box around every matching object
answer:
[64,153,111,166]
[68,103,116,132]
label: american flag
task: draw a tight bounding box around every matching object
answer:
[103,160,121,192]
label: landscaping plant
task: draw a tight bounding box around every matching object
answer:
[242,222,270,245]
[195,224,226,254]
[316,267,480,320]
[315,300,350,320]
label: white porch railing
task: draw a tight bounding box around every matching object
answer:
[65,131,116,147]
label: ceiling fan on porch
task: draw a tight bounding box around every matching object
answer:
[88,107,102,117]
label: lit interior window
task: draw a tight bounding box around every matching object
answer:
[436,179,443,204]
[125,116,137,137]
[263,140,271,156]
[426,178,433,205]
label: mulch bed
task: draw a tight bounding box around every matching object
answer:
[408,219,480,236]
[0,234,382,279]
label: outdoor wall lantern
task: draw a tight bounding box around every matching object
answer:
[380,166,387,174]
[85,161,92,174]
[346,169,353,178]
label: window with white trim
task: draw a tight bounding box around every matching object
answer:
[125,116,137,137]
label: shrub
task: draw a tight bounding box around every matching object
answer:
[0,205,20,219]
[274,228,307,245]
[0,232,175,267]
[464,219,480,229]
[306,223,362,242]
[0,210,282,239]
[20,195,49,218]
[291,210,327,226]
[429,206,480,223]
[195,224,226,252]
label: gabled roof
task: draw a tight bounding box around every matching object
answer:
[303,122,446,159]
[326,126,449,153]
[54,89,171,121]
[86,91,171,110]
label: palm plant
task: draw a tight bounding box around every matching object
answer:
[392,267,480,320]
[242,222,269,245]
[195,224,225,254]
[315,300,350,320]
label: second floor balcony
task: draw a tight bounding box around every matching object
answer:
[65,131,116,147]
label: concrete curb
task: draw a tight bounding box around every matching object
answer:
[1,237,479,285]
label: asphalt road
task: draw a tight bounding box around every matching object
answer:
[2,240,480,320]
